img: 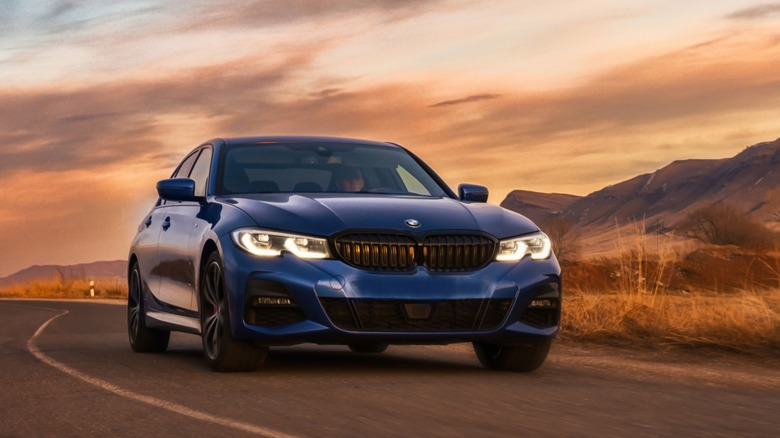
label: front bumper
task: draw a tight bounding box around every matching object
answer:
[220,236,561,346]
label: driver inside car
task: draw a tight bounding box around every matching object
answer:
[332,166,365,192]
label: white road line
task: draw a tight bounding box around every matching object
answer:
[26,307,300,438]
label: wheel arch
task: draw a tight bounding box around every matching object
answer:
[199,239,220,280]
[127,254,139,280]
[197,239,221,307]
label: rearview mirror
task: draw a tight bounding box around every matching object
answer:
[157,178,204,203]
[458,184,489,203]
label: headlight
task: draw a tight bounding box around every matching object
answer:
[231,228,330,259]
[495,232,552,261]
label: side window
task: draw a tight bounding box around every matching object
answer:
[189,148,212,197]
[173,152,199,179]
[396,165,430,195]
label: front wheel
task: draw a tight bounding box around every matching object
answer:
[473,339,551,372]
[127,262,170,353]
[200,253,267,372]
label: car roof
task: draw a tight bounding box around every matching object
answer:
[213,136,401,149]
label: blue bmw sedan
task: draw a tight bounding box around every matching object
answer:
[128,136,561,372]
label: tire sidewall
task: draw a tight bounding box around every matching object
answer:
[127,264,142,346]
[201,253,226,363]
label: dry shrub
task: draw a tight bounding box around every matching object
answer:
[542,217,581,264]
[678,203,778,247]
[679,247,780,292]
[614,220,677,297]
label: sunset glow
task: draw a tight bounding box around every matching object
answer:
[2,0,780,277]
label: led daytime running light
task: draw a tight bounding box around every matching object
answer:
[495,232,552,261]
[232,229,330,259]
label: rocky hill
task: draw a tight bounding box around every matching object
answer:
[499,190,581,225]
[501,138,780,251]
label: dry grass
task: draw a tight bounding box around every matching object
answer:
[0,276,127,299]
[561,222,780,355]
[562,288,780,354]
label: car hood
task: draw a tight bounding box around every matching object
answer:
[220,194,539,239]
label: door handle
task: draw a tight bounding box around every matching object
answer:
[162,217,171,231]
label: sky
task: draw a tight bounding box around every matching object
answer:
[1,0,780,277]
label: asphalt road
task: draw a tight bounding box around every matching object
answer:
[1,299,778,438]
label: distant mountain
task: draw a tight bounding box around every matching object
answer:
[499,190,581,225]
[501,138,780,248]
[0,260,127,288]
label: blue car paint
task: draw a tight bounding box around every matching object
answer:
[129,136,561,358]
[225,193,539,239]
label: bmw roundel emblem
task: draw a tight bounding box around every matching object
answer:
[404,218,421,228]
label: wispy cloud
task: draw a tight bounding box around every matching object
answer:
[429,94,501,108]
[184,0,448,30]
[726,2,780,20]
[0,52,314,173]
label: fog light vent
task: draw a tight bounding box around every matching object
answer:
[244,279,305,326]
[529,299,557,309]
[519,283,561,328]
[257,297,292,306]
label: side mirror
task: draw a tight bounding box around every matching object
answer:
[157,178,203,203]
[458,184,489,203]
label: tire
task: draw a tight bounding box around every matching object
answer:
[348,343,389,354]
[200,253,267,372]
[473,339,552,372]
[127,262,170,353]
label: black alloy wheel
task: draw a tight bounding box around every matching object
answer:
[200,252,267,372]
[127,262,170,352]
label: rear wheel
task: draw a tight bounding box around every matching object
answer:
[127,262,170,352]
[473,339,551,372]
[200,253,267,372]
[348,343,389,354]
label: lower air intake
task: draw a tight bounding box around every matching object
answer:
[319,298,513,332]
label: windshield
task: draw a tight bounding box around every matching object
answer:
[218,142,449,197]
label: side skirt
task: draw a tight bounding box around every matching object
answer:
[147,311,201,335]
